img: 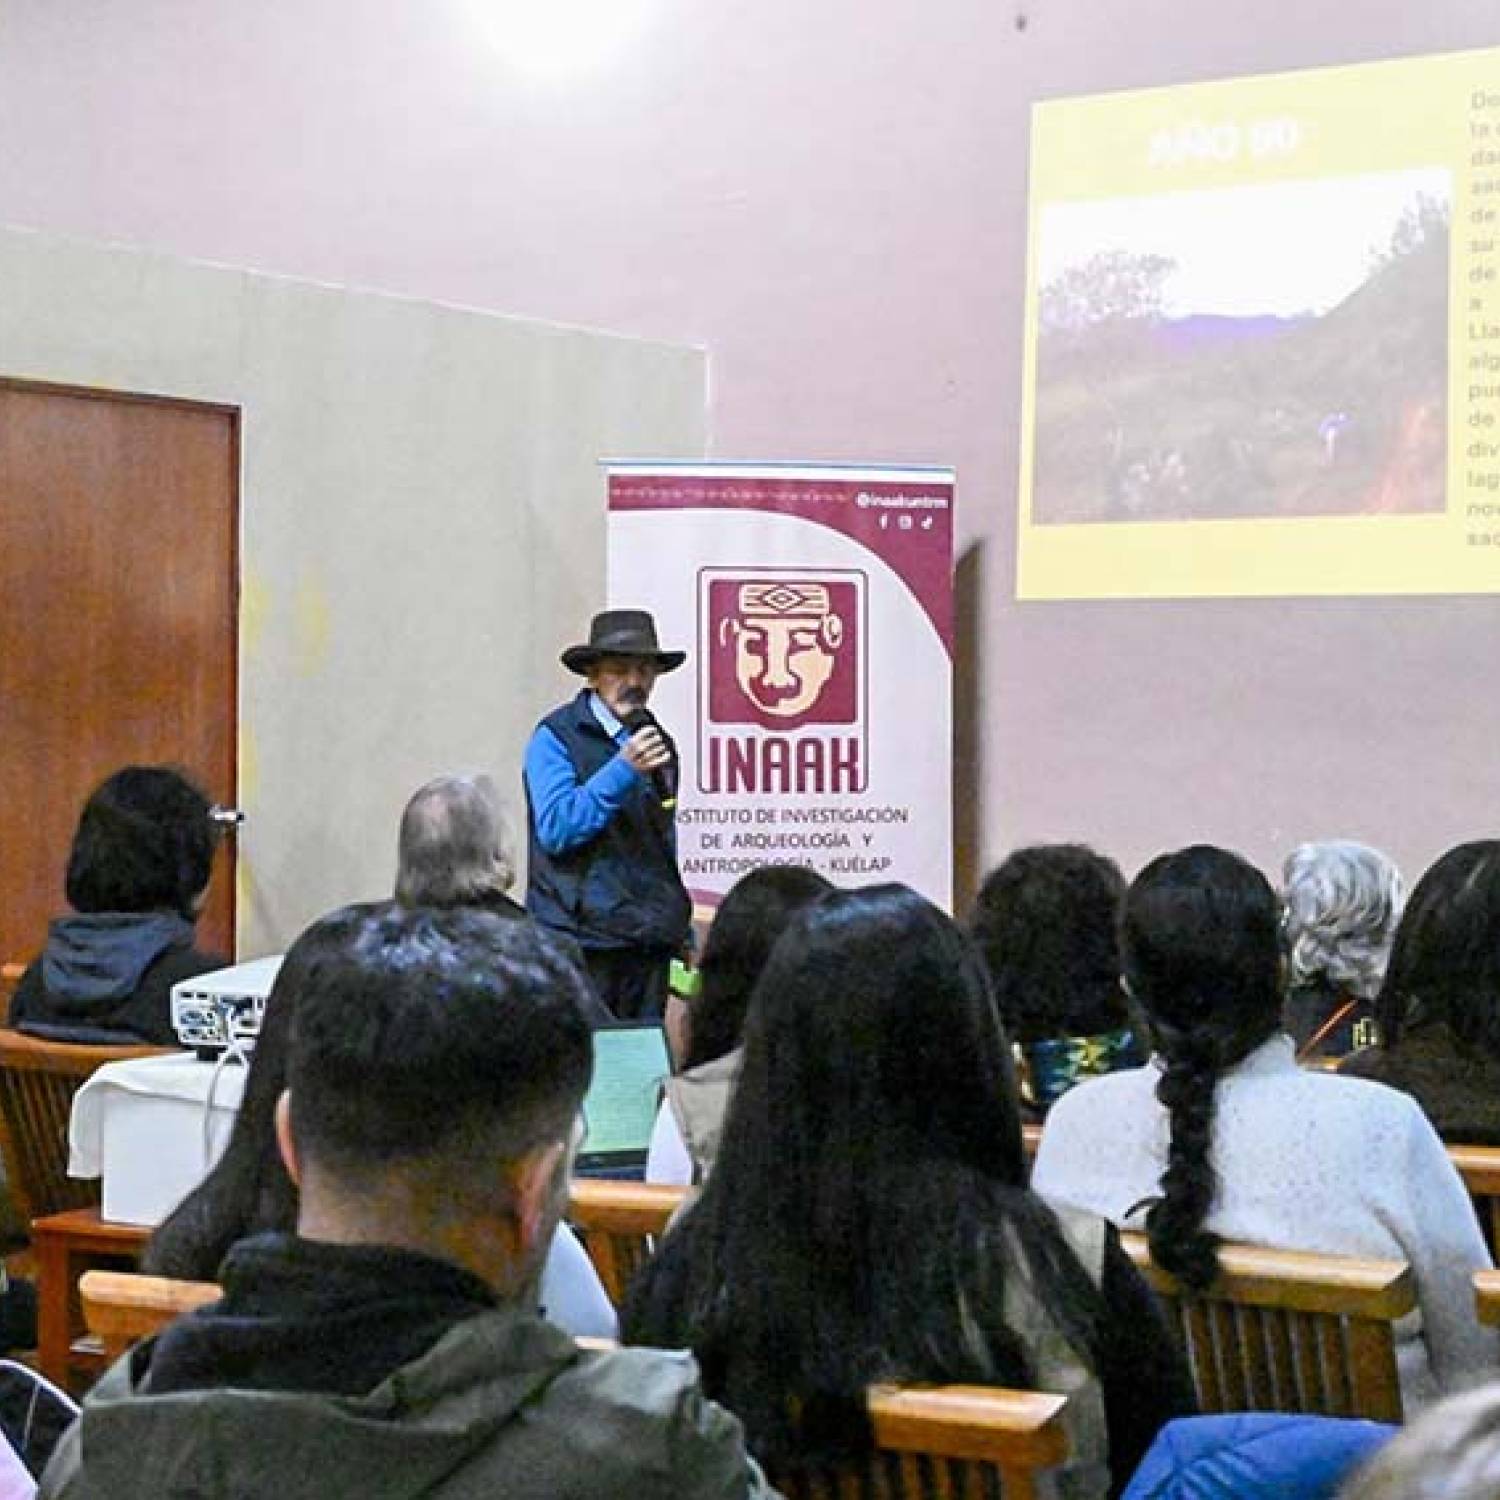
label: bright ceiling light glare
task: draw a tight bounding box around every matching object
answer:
[471,0,657,78]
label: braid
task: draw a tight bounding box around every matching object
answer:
[1121,844,1286,1292]
[1146,1028,1222,1292]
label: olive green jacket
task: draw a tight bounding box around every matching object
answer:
[41,1303,778,1500]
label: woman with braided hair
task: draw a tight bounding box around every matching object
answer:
[1032,844,1496,1410]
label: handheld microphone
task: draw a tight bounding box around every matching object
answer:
[621,707,679,811]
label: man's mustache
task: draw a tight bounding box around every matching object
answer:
[619,687,648,707]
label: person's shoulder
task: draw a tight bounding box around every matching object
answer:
[1032,1065,1156,1187]
[535,692,591,733]
[567,1340,702,1407]
[147,945,227,985]
[1258,1058,1442,1156]
[1044,1061,1155,1127]
[1282,1059,1424,1117]
[129,945,226,1035]
[560,1344,771,1494]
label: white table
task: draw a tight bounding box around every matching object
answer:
[69,1052,248,1226]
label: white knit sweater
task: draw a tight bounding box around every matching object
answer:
[1031,1035,1496,1410]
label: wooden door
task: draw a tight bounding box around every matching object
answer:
[0,380,238,968]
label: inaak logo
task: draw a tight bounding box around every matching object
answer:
[699,570,866,794]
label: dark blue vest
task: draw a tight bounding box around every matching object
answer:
[525,692,691,953]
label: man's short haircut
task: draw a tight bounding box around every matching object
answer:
[287,904,592,1178]
[395,773,516,907]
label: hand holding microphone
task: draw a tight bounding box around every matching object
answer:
[621,708,678,809]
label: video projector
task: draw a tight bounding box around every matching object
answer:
[170,956,284,1056]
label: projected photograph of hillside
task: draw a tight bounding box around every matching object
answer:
[1030,168,1450,525]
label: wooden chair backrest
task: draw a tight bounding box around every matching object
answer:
[1120,1231,1412,1423]
[0,964,23,1008]
[79,1269,221,1365]
[1475,1269,1500,1328]
[1448,1144,1500,1258]
[769,1385,1071,1500]
[566,1179,688,1307]
[0,1027,171,1222]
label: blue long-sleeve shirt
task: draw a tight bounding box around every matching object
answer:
[524,693,646,856]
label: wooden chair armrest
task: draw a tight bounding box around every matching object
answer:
[80,1269,221,1359]
[567,1179,688,1236]
[866,1384,1070,1467]
[0,1026,173,1072]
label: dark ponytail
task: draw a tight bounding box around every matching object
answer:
[1122,847,1282,1293]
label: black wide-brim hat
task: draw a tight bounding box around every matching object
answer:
[561,609,687,675]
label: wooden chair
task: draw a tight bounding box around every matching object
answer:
[1449,1144,1500,1258]
[1475,1269,1500,1328]
[1120,1232,1412,1423]
[566,1179,687,1307]
[0,1027,172,1224]
[768,1385,1071,1500]
[79,1269,220,1365]
[0,964,23,1008]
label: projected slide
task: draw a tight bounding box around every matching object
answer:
[1016,47,1500,600]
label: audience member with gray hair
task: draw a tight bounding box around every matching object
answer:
[396,773,522,915]
[395,773,612,1026]
[1281,841,1403,1062]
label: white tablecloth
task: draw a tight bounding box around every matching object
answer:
[68,1052,249,1225]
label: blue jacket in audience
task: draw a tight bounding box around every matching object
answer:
[1121,1413,1394,1499]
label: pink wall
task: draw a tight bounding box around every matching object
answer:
[3,0,1496,896]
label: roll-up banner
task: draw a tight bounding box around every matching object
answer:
[606,462,955,911]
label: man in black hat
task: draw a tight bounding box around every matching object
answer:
[522,609,692,1019]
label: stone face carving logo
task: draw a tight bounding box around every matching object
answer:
[710,578,858,728]
[699,570,866,794]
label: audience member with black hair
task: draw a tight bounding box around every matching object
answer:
[10,766,224,1045]
[646,864,831,1184]
[1032,844,1496,1410]
[1341,840,1500,1143]
[1281,840,1402,1063]
[969,844,1141,1115]
[145,905,618,1340]
[624,883,1195,1496]
[47,905,773,1499]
